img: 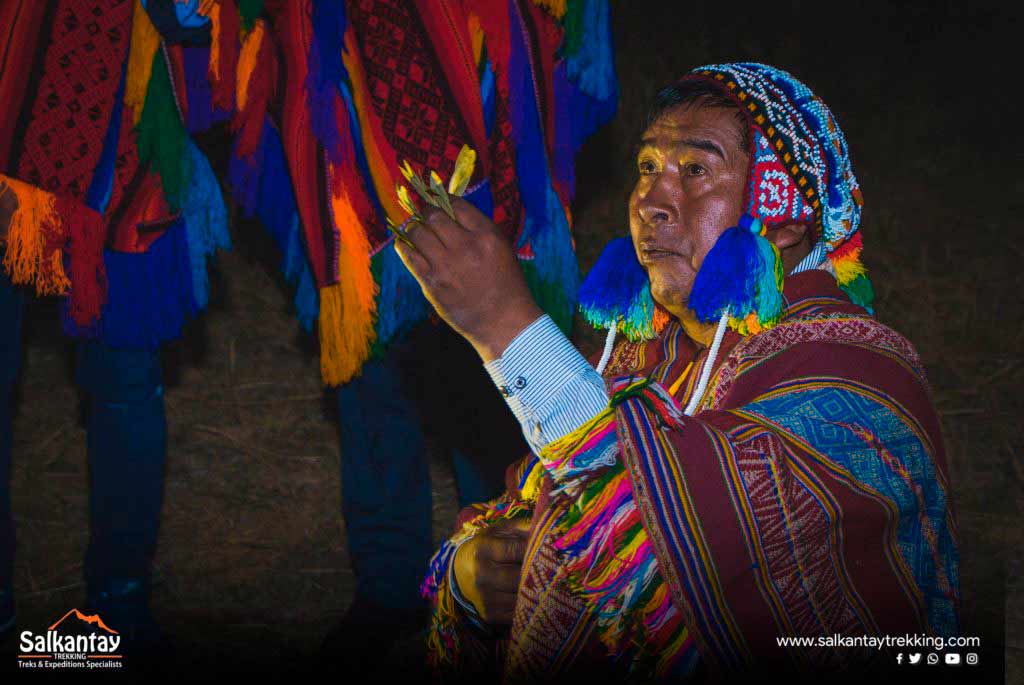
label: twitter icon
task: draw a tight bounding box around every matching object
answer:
[909,653,922,665]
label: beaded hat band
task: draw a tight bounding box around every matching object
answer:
[579,63,873,341]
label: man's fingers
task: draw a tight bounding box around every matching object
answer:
[404,214,448,260]
[451,196,498,234]
[394,234,432,278]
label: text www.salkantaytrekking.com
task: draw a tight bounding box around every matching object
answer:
[776,634,980,651]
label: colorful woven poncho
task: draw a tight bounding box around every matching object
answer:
[0,0,243,348]
[229,0,617,385]
[422,63,959,681]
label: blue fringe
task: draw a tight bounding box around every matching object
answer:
[229,119,321,331]
[689,219,763,324]
[64,221,198,349]
[508,0,578,331]
[577,236,656,341]
[564,0,617,102]
[373,241,428,348]
[182,140,230,310]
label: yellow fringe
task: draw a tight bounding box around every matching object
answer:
[531,0,567,19]
[0,176,70,295]
[520,459,546,503]
[124,0,162,125]
[236,19,265,111]
[318,187,379,386]
[831,252,866,286]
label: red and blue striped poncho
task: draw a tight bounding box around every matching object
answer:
[424,269,959,681]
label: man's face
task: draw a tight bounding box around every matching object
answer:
[629,103,750,320]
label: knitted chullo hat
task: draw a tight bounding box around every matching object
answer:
[579,63,872,341]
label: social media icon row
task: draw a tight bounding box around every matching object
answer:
[897,652,978,665]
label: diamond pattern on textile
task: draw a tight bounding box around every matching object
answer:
[17,0,133,201]
[348,0,469,177]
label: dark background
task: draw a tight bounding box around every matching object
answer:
[3,1,1020,681]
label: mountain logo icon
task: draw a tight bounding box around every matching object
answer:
[48,609,119,635]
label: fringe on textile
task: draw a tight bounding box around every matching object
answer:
[538,381,694,678]
[0,176,107,325]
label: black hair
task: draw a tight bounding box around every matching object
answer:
[645,79,752,154]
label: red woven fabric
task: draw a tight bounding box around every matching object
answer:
[16,0,133,200]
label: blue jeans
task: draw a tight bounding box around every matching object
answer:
[0,272,24,594]
[0,272,167,614]
[337,326,524,611]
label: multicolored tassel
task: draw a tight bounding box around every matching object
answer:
[689,214,784,335]
[578,236,662,341]
[539,380,694,678]
[829,231,875,312]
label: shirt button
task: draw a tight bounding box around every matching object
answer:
[513,376,527,390]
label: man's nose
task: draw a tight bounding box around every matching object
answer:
[637,175,676,226]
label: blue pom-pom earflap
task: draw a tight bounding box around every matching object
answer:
[689,215,784,335]
[578,236,659,341]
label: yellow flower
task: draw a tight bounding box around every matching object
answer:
[447,145,476,196]
[396,184,418,217]
[399,160,416,183]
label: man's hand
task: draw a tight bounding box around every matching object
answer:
[452,516,531,627]
[394,198,542,362]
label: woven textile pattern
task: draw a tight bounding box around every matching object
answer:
[17,0,134,200]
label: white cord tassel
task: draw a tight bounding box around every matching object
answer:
[683,311,730,416]
[595,323,617,376]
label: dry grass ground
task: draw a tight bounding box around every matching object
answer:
[3,1,1020,681]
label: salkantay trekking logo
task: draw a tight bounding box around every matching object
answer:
[18,609,123,670]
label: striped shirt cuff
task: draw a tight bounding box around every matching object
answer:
[484,314,609,454]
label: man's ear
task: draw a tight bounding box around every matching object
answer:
[765,222,810,251]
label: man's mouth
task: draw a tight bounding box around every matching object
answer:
[638,245,684,264]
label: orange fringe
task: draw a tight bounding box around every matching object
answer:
[652,306,671,334]
[124,0,162,125]
[318,187,379,386]
[467,13,485,66]
[0,175,70,295]
[235,19,264,111]
[205,1,223,81]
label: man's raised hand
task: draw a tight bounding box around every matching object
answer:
[394,197,542,362]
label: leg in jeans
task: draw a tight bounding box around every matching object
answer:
[337,355,432,612]
[76,341,166,639]
[0,272,24,629]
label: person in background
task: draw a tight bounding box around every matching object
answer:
[0,0,236,646]
[233,0,617,662]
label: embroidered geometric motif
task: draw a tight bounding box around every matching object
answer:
[747,130,815,226]
[17,0,134,200]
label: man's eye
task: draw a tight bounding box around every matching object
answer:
[684,163,706,177]
[638,160,657,175]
